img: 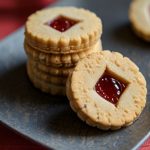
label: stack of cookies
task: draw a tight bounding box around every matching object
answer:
[24,7,102,95]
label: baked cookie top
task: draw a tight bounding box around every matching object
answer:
[129,0,150,41]
[66,50,147,130]
[25,7,102,52]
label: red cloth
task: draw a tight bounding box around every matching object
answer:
[0,123,49,150]
[0,0,149,149]
[0,0,55,39]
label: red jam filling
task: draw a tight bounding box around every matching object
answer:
[49,16,78,32]
[95,73,126,105]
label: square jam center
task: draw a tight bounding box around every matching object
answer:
[95,71,127,105]
[46,16,79,32]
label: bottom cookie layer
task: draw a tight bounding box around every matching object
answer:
[27,63,66,95]
[24,40,101,66]
[66,50,147,130]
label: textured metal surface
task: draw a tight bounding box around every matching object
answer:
[0,0,150,150]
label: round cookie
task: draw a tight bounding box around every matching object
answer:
[25,38,100,54]
[27,63,65,95]
[24,40,101,65]
[129,0,150,41]
[27,62,67,85]
[25,7,102,53]
[29,59,74,77]
[66,50,147,130]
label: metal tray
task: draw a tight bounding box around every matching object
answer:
[0,0,149,149]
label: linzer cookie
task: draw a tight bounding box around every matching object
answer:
[24,40,101,65]
[66,50,147,130]
[24,7,103,95]
[129,0,150,41]
[25,7,102,53]
[27,63,66,95]
[28,62,67,85]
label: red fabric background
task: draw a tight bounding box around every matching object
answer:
[0,0,149,149]
[0,0,55,39]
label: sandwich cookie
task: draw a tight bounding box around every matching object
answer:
[66,50,147,130]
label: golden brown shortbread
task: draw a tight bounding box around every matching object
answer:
[24,40,101,65]
[29,59,74,77]
[28,62,67,85]
[66,50,147,130]
[25,7,102,52]
[27,63,66,95]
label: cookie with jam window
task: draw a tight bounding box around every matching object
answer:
[25,7,102,53]
[27,62,66,95]
[66,50,147,130]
